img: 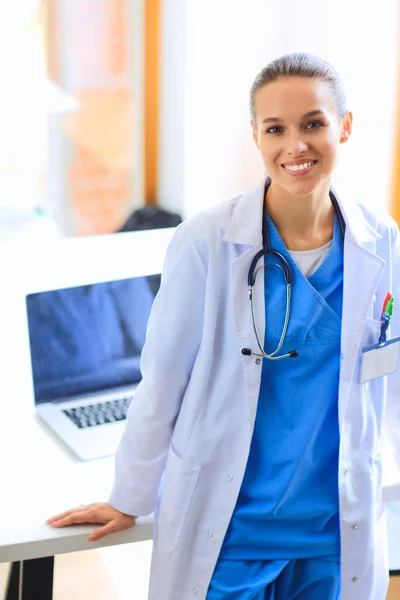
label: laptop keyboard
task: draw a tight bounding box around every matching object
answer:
[62,396,133,429]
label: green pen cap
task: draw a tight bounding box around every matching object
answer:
[386,297,394,316]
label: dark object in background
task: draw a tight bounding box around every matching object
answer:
[118,205,182,233]
[118,206,182,296]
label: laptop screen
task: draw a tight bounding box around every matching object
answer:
[26,274,159,405]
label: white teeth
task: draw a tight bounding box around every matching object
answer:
[284,160,315,171]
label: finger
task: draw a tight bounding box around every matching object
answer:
[48,511,101,528]
[88,518,135,542]
[47,505,86,523]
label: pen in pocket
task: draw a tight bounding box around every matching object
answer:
[379,295,394,344]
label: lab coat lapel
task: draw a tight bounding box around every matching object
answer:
[340,239,384,380]
[230,247,265,428]
[224,179,266,427]
[331,186,386,426]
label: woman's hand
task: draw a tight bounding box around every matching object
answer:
[47,502,137,542]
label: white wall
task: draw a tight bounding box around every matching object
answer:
[158,0,187,215]
[159,0,399,219]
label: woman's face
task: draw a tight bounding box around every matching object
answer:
[252,76,353,196]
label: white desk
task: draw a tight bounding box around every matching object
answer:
[0,401,153,599]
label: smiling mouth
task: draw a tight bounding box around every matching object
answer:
[281,160,318,175]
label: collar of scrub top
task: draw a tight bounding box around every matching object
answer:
[242,177,346,361]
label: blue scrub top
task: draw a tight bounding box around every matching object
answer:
[220,212,343,560]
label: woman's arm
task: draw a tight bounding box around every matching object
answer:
[108,223,207,516]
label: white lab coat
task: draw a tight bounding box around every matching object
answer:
[109,176,400,600]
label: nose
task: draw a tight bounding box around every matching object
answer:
[285,133,309,156]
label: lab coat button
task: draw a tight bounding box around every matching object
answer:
[344,468,349,475]
[340,353,344,360]
[352,524,358,529]
[227,474,234,481]
[193,588,199,594]
[352,577,358,583]
[255,358,262,365]
[207,531,214,538]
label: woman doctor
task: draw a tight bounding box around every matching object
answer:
[48,53,400,600]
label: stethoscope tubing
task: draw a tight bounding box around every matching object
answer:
[242,179,346,361]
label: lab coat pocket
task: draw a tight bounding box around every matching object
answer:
[362,318,382,347]
[158,444,201,553]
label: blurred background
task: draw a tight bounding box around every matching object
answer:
[0,1,399,598]
[0,0,398,243]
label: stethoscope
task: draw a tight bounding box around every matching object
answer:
[241,179,346,361]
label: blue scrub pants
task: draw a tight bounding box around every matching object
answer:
[206,555,340,599]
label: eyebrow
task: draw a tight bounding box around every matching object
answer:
[261,110,325,124]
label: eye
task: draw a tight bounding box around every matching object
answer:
[305,120,324,129]
[265,125,284,134]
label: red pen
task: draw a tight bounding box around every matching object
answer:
[382,292,392,316]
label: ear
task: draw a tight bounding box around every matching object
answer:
[251,122,260,148]
[340,111,353,144]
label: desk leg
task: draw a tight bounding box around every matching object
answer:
[6,557,54,600]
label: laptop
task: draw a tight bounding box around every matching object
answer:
[16,228,175,461]
[26,274,159,461]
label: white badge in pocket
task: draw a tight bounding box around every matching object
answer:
[360,336,400,383]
